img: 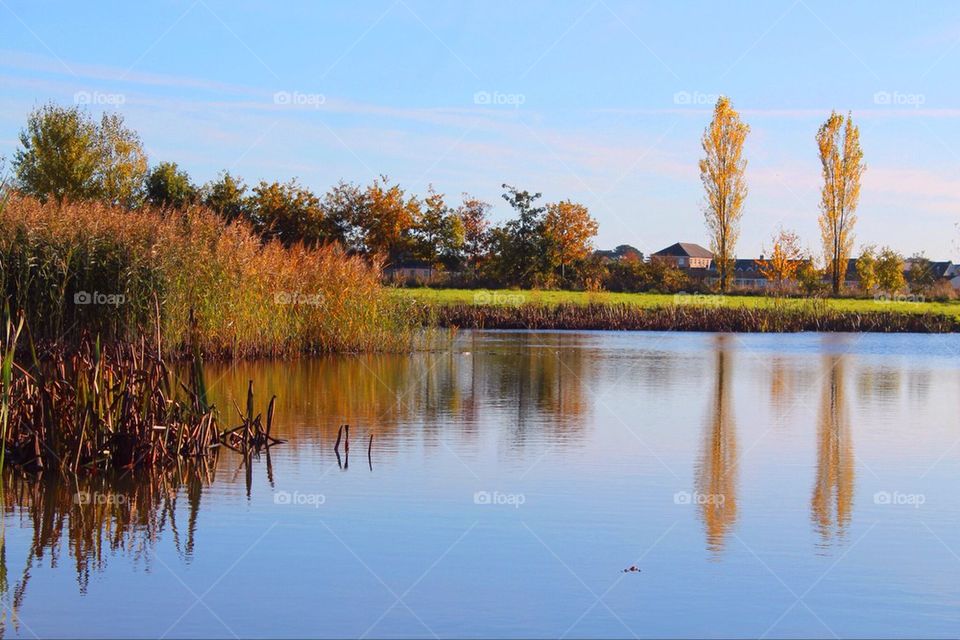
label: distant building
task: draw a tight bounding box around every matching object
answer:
[650,242,714,269]
[650,242,960,291]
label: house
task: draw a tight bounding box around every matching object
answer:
[650,242,714,269]
[651,241,960,291]
[383,261,435,281]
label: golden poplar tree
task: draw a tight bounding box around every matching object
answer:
[700,97,749,292]
[817,111,865,295]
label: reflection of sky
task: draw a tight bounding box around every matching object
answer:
[3,331,960,637]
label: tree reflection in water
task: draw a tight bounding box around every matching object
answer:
[811,356,855,547]
[696,336,739,555]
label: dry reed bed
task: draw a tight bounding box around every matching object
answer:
[0,194,415,356]
[0,316,281,473]
[423,302,959,333]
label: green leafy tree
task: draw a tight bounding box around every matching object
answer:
[875,247,906,295]
[414,186,464,271]
[797,257,826,296]
[498,184,548,286]
[456,195,491,273]
[320,180,365,250]
[202,171,248,222]
[144,162,197,209]
[14,103,146,206]
[908,253,935,295]
[855,246,877,293]
[96,113,148,207]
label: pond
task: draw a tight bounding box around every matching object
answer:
[2,331,959,638]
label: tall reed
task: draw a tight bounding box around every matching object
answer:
[0,194,416,355]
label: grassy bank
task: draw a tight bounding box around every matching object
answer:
[0,194,416,355]
[399,287,960,320]
[401,289,960,332]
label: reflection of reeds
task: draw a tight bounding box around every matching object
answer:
[696,342,738,554]
[425,302,957,333]
[1,464,216,600]
[811,357,854,543]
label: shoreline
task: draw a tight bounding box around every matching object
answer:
[420,302,959,333]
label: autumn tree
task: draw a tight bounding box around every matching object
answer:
[757,228,802,294]
[855,246,877,293]
[358,176,421,264]
[817,111,865,295]
[875,247,906,295]
[247,179,326,246]
[456,195,491,273]
[544,200,598,280]
[700,96,749,292]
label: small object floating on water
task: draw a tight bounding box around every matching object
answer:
[622,565,641,573]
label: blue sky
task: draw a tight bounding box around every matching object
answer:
[1,0,959,258]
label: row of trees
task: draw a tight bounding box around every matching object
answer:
[700,97,866,294]
[10,103,602,287]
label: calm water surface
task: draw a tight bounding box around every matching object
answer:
[3,331,960,638]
